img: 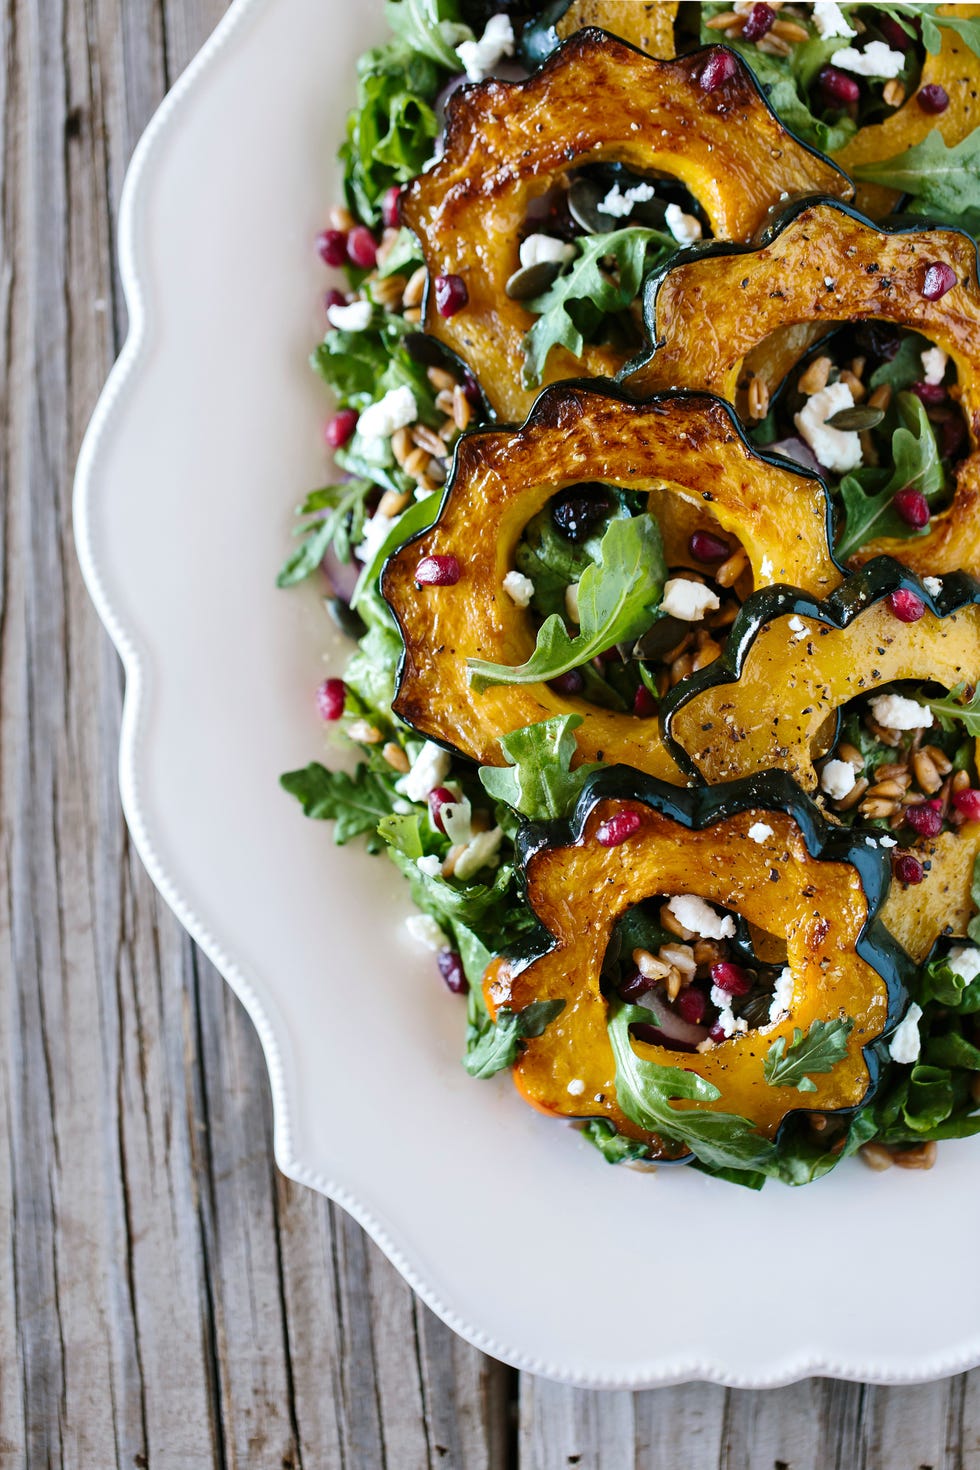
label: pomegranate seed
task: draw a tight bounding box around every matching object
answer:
[676,988,707,1025]
[818,65,860,104]
[434,273,468,318]
[922,261,956,301]
[549,669,585,696]
[633,683,657,718]
[710,961,752,997]
[917,83,949,114]
[941,416,967,459]
[708,1022,727,1043]
[382,185,403,230]
[887,588,925,623]
[347,225,378,270]
[879,15,913,51]
[905,805,944,838]
[437,949,468,994]
[699,48,738,92]
[953,788,980,822]
[324,287,348,312]
[741,2,775,41]
[315,677,346,721]
[461,370,482,407]
[427,786,456,834]
[893,853,924,886]
[415,555,461,587]
[596,811,642,847]
[689,529,731,563]
[911,380,946,406]
[892,487,930,529]
[326,408,358,449]
[317,228,348,267]
[620,970,651,1002]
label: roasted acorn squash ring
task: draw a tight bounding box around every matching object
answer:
[521,0,678,66]
[402,31,853,422]
[381,384,842,777]
[483,768,912,1152]
[624,199,980,574]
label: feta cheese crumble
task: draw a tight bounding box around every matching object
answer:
[566,1078,586,1097]
[404,914,446,951]
[821,759,857,800]
[831,41,906,78]
[921,346,948,386]
[327,299,373,332]
[661,578,720,622]
[357,385,417,441]
[397,741,451,803]
[788,615,807,642]
[760,555,774,579]
[711,988,748,1037]
[455,13,514,82]
[503,570,535,607]
[667,894,736,941]
[519,233,576,269]
[869,692,933,731]
[356,508,398,566]
[879,835,897,848]
[888,1002,923,1064]
[748,821,774,845]
[768,966,794,1025]
[664,203,702,246]
[948,945,980,983]
[598,181,656,219]
[794,381,863,474]
[813,0,857,38]
[923,576,943,597]
[453,826,504,882]
[416,854,442,879]
[565,582,580,624]
[440,794,474,847]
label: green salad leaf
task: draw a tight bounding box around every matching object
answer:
[850,129,980,229]
[464,1000,566,1079]
[385,0,472,70]
[341,43,442,225]
[835,392,946,561]
[277,479,374,588]
[478,715,603,822]
[468,513,665,688]
[919,681,980,738]
[522,228,674,388]
[763,1018,854,1093]
[582,1119,652,1165]
[280,763,400,851]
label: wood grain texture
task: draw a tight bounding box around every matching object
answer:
[0,1,978,1466]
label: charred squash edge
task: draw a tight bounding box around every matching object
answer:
[520,0,678,67]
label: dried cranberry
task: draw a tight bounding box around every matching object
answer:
[689,529,731,563]
[415,555,461,587]
[434,274,468,318]
[853,322,902,362]
[596,811,642,848]
[324,287,348,312]
[552,484,613,543]
[633,683,657,718]
[741,2,775,41]
[879,15,914,51]
[382,185,403,230]
[892,488,930,529]
[699,48,738,93]
[707,1022,728,1043]
[893,852,924,885]
[818,65,860,104]
[316,228,348,267]
[905,805,944,838]
[911,380,947,406]
[922,261,956,301]
[888,588,925,623]
[346,225,378,270]
[549,669,585,696]
[427,786,456,834]
[437,949,468,994]
[676,988,707,1025]
[917,83,950,114]
[620,970,651,1002]
[326,408,358,449]
[315,677,346,721]
[710,961,752,997]
[941,415,967,460]
[953,788,980,822]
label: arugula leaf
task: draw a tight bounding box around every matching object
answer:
[377,811,425,858]
[924,1032,980,1071]
[867,331,931,394]
[478,715,603,821]
[920,681,980,738]
[921,950,974,1007]
[582,1119,652,1166]
[903,1063,955,1132]
[468,513,665,688]
[341,43,442,225]
[351,489,443,609]
[893,4,980,61]
[277,479,373,588]
[608,1002,777,1173]
[375,227,423,280]
[463,1000,566,1079]
[514,500,629,617]
[763,1018,854,1093]
[851,128,980,227]
[344,622,403,718]
[835,392,946,561]
[385,0,472,70]
[280,763,399,850]
[521,228,673,388]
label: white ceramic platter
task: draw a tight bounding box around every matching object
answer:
[74,0,980,1388]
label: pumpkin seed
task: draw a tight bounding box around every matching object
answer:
[633,616,687,661]
[505,260,561,300]
[823,405,885,432]
[567,174,668,235]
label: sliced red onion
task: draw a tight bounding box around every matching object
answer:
[767,436,822,475]
[321,544,360,603]
[631,990,709,1050]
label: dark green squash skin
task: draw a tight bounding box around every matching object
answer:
[506,765,917,1165]
[660,555,980,782]
[518,0,574,67]
[381,378,842,761]
[621,194,980,389]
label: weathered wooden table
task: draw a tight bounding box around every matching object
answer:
[3,3,980,1464]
